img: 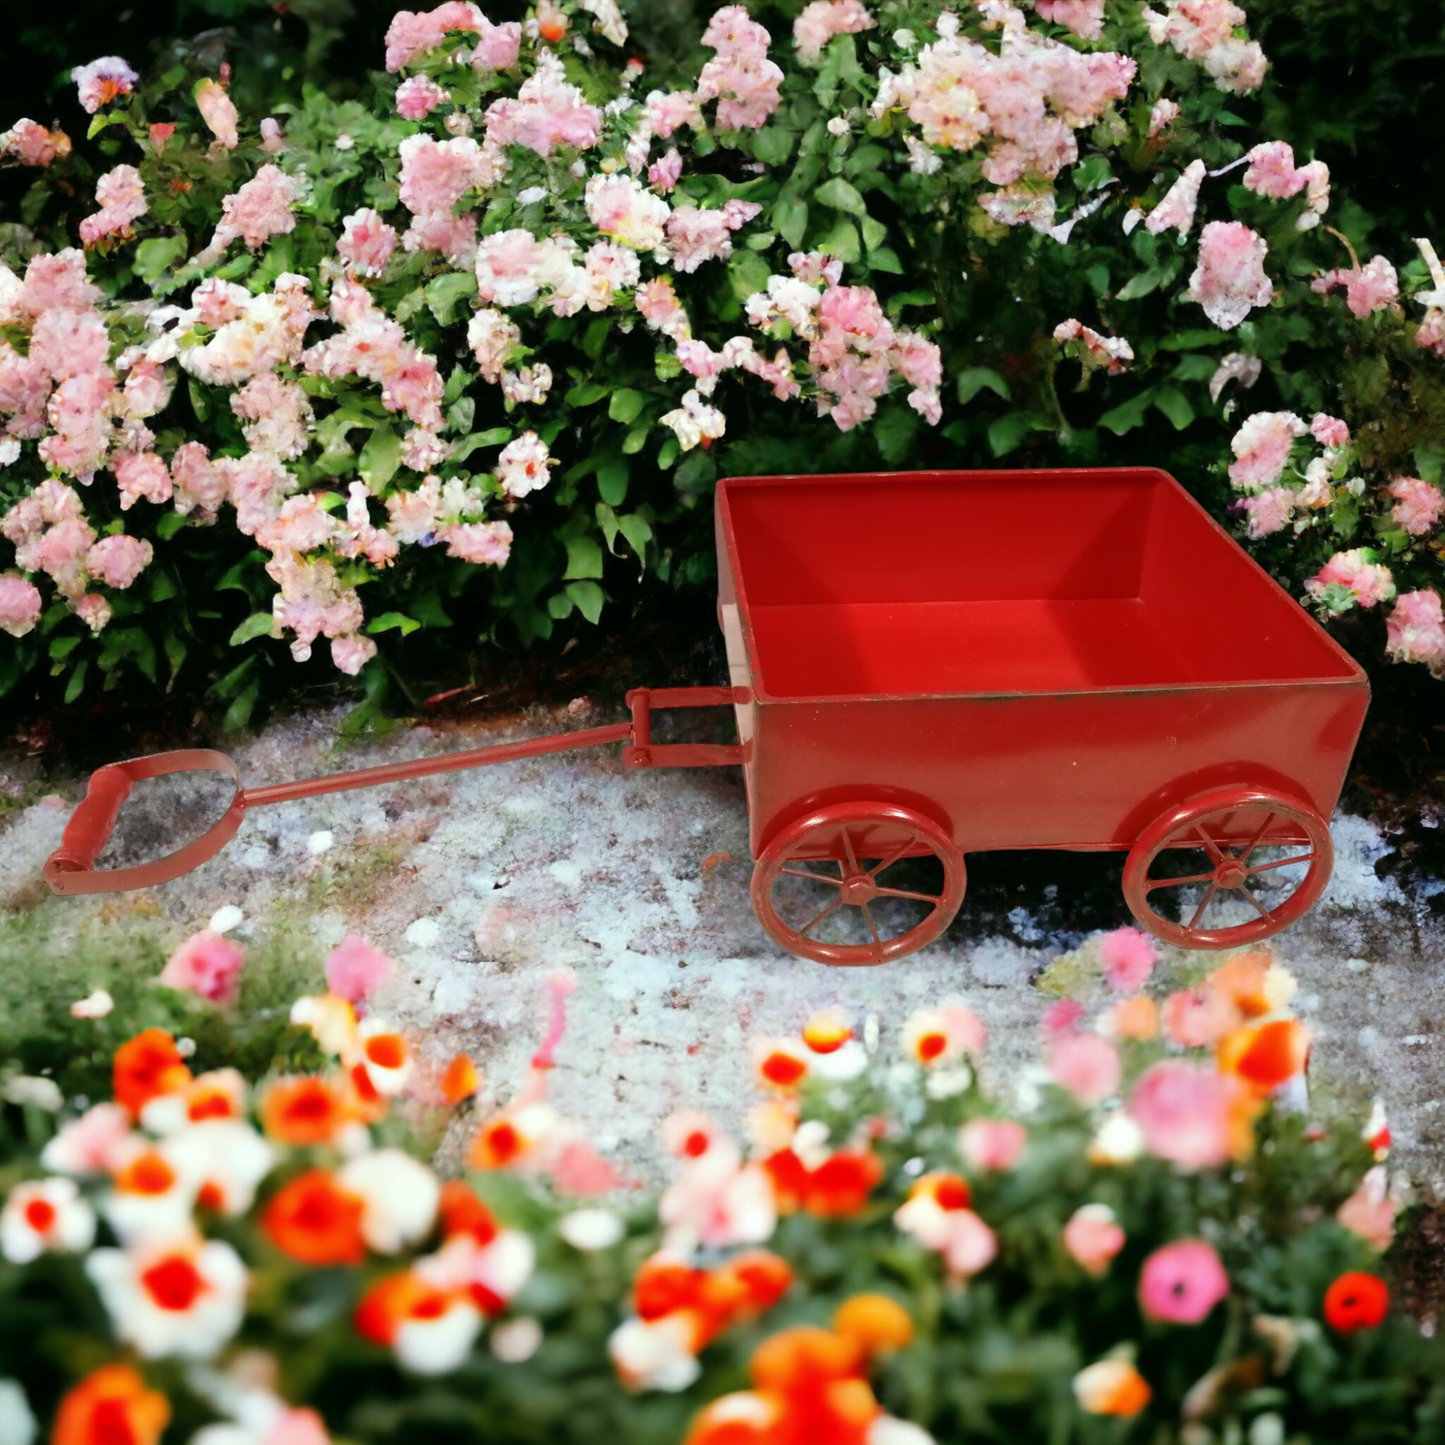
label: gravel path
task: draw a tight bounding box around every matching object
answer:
[2,700,1442,1194]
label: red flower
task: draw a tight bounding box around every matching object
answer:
[113,1030,191,1118]
[262,1170,367,1266]
[52,1365,170,1445]
[1324,1272,1389,1332]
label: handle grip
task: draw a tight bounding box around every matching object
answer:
[44,749,246,896]
[50,767,134,872]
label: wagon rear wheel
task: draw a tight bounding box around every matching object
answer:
[1123,787,1333,951]
[751,802,966,966]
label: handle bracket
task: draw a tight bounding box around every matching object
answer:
[622,686,750,770]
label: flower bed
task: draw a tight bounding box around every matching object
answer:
[0,1,1442,727]
[2,924,1441,1443]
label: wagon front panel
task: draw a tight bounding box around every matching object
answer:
[743,682,1368,859]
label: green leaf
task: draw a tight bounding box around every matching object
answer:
[752,126,796,166]
[565,581,606,625]
[657,434,680,470]
[957,368,1012,406]
[223,681,260,734]
[815,177,867,217]
[608,389,648,425]
[359,426,403,488]
[134,235,189,285]
[425,271,478,325]
[367,612,421,636]
[49,636,81,663]
[563,534,605,580]
[875,405,921,466]
[582,317,611,360]
[596,501,620,554]
[447,396,476,435]
[1116,267,1167,301]
[450,426,513,464]
[987,413,1035,459]
[675,450,717,493]
[188,378,209,423]
[774,195,809,249]
[546,592,575,621]
[1153,386,1195,431]
[729,250,773,302]
[1160,329,1230,350]
[597,460,629,507]
[64,659,88,705]
[149,570,177,603]
[622,425,650,455]
[867,248,903,274]
[1073,155,1114,193]
[163,632,186,679]
[156,511,187,541]
[816,217,860,264]
[1099,388,1158,436]
[617,513,653,558]
[565,380,612,406]
[861,215,888,253]
[229,612,276,646]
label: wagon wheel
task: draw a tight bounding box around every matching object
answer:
[751,802,966,966]
[1123,787,1333,951]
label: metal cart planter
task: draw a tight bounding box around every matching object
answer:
[46,468,1369,967]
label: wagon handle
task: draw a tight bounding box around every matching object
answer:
[44,688,749,896]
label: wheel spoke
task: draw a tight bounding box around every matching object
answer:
[867,841,912,879]
[1146,871,1217,891]
[860,903,881,944]
[798,900,842,936]
[1248,853,1316,876]
[841,829,861,876]
[1188,883,1219,929]
[1238,885,1271,918]
[1191,826,1226,864]
[779,866,843,887]
[1238,811,1274,864]
[875,886,942,904]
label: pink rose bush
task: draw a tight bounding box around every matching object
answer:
[1,0,1444,713]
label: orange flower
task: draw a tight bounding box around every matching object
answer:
[355,1269,456,1345]
[52,1364,170,1445]
[259,1076,357,1145]
[1104,995,1160,1040]
[833,1294,913,1357]
[262,1169,367,1266]
[1218,1019,1311,1095]
[753,1038,809,1090]
[802,1009,852,1054]
[113,1149,177,1197]
[1208,951,1277,1018]
[441,1053,480,1105]
[184,1069,246,1122]
[1073,1358,1152,1416]
[113,1030,192,1118]
[800,1149,884,1217]
[438,1180,498,1245]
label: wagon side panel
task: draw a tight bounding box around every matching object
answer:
[744,684,1368,858]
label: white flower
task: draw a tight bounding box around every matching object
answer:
[208,904,244,933]
[396,1296,483,1375]
[165,1120,275,1217]
[558,1208,625,1251]
[491,1316,544,1363]
[0,1380,36,1445]
[1,1075,63,1111]
[357,1019,415,1097]
[336,1148,440,1254]
[1,1178,96,1263]
[659,390,726,452]
[827,116,851,137]
[86,1236,248,1359]
[495,431,554,498]
[609,1313,702,1392]
[1087,1111,1146,1165]
[69,988,114,1019]
[419,1229,537,1312]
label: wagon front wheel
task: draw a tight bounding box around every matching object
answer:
[751,802,966,966]
[1123,787,1333,951]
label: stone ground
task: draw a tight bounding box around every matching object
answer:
[1,699,1443,1195]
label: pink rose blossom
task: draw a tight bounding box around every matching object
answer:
[468,308,521,381]
[158,928,245,1004]
[1146,159,1206,238]
[585,173,671,250]
[219,451,298,536]
[170,442,226,517]
[30,309,111,382]
[396,74,449,119]
[121,359,172,420]
[1208,352,1261,403]
[268,554,363,658]
[1386,590,1445,677]
[634,277,692,340]
[442,519,513,565]
[697,5,785,129]
[1098,927,1157,992]
[260,117,285,154]
[1048,1032,1121,1105]
[79,164,148,245]
[1228,411,1306,492]
[73,593,111,632]
[38,370,115,484]
[1385,476,1444,537]
[959,1118,1027,1172]
[325,934,395,1005]
[660,388,726,451]
[1044,999,1085,1036]
[474,229,569,306]
[0,572,42,637]
[790,251,843,286]
[666,200,762,273]
[337,208,399,278]
[384,2,486,71]
[0,346,53,439]
[231,373,314,460]
[1147,97,1180,137]
[648,147,683,191]
[398,134,494,216]
[1241,487,1295,539]
[1310,413,1350,448]
[473,17,522,71]
[195,78,240,149]
[113,452,173,511]
[1306,549,1396,611]
[484,51,602,155]
[1188,221,1273,331]
[646,90,703,138]
[72,57,139,114]
[1054,319,1134,374]
[1243,141,1307,199]
[39,1102,132,1176]
[18,250,102,319]
[794,1,876,64]
[211,164,298,251]
[331,633,378,675]
[1138,1239,1230,1324]
[1148,1,1267,94]
[403,210,479,266]
[0,119,69,168]
[1034,1,1106,41]
[85,534,152,589]
[1063,1203,1125,1274]
[1128,1060,1231,1170]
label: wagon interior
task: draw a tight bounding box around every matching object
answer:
[723,470,1357,700]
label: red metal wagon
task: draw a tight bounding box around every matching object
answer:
[45,468,1369,965]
